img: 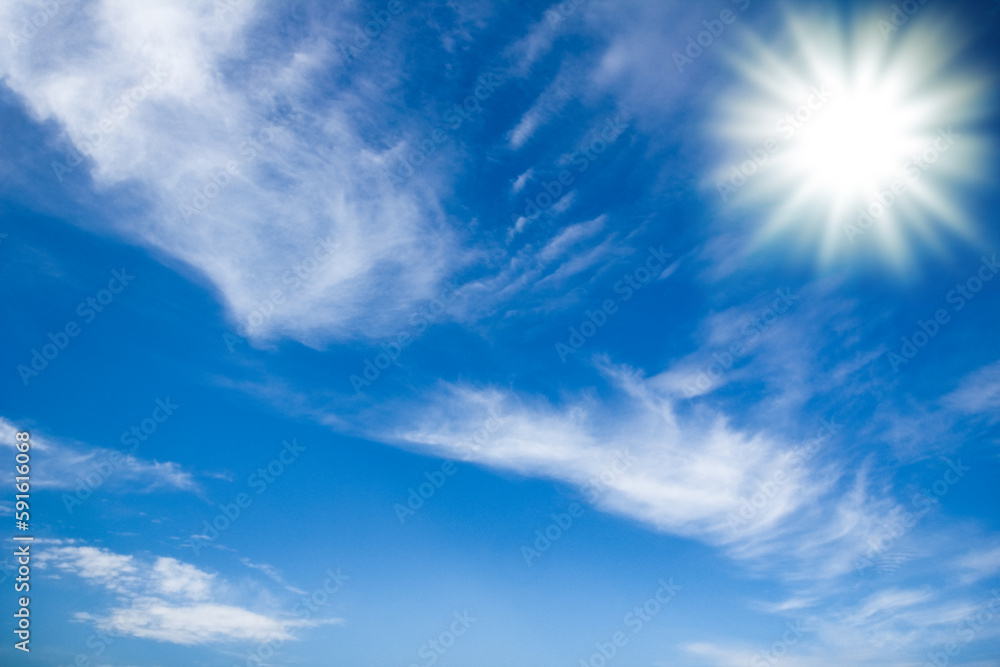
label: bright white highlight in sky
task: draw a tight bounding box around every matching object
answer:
[713,9,988,267]
[791,88,914,199]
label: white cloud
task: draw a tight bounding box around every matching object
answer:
[535,214,606,264]
[78,599,319,646]
[38,545,338,645]
[502,10,559,77]
[685,586,1000,667]
[385,360,841,557]
[954,545,1000,585]
[0,416,196,495]
[867,358,1000,462]
[0,417,50,452]
[457,216,636,325]
[577,1,698,119]
[0,0,457,345]
[511,167,533,193]
[239,557,308,595]
[682,642,757,667]
[36,546,139,593]
[152,557,214,600]
[506,66,573,149]
[943,360,1000,419]
[0,0,701,349]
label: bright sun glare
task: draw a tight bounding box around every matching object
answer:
[713,9,987,267]
[794,90,911,197]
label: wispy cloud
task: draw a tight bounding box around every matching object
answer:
[381,362,843,558]
[0,416,196,496]
[0,0,458,345]
[239,557,308,595]
[37,545,339,645]
[943,359,1000,420]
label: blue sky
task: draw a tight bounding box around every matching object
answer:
[2,0,1000,665]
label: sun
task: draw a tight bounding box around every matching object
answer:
[790,88,914,199]
[710,8,988,267]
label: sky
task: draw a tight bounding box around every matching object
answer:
[1,0,1000,665]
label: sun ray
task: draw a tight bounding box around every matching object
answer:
[709,7,989,269]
